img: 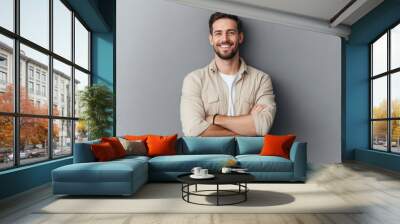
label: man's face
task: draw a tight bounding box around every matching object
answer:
[209,18,243,60]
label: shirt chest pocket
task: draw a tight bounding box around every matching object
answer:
[204,94,219,115]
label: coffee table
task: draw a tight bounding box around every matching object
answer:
[177,172,255,206]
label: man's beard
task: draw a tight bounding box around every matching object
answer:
[213,44,239,60]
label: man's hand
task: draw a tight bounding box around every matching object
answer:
[250,104,267,115]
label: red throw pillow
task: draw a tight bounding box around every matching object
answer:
[259,134,296,159]
[101,137,127,158]
[91,142,117,161]
[146,134,177,157]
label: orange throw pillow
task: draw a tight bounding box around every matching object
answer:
[101,137,127,158]
[91,142,117,161]
[259,134,296,159]
[146,134,177,157]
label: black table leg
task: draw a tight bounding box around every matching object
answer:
[195,184,197,192]
[187,184,190,202]
[217,184,219,206]
[245,183,247,201]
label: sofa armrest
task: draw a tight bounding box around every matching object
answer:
[73,140,100,163]
[289,142,307,181]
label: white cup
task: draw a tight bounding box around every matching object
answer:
[200,169,208,176]
[221,167,232,174]
[191,167,202,176]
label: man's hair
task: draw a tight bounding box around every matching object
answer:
[209,12,242,34]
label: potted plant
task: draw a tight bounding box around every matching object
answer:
[79,84,113,140]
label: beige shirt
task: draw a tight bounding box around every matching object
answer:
[180,58,276,136]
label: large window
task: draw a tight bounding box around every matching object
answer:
[371,23,400,153]
[0,0,91,171]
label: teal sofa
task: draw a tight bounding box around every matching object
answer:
[52,137,307,196]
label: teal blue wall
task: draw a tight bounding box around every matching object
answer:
[91,32,115,135]
[92,33,114,88]
[0,0,115,200]
[91,0,116,135]
[0,158,72,199]
[344,0,400,170]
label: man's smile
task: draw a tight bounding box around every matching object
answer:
[217,43,234,50]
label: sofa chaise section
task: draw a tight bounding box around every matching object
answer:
[52,141,149,196]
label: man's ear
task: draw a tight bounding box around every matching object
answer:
[208,34,213,45]
[239,32,244,44]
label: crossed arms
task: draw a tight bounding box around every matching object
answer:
[180,73,276,137]
[201,104,267,136]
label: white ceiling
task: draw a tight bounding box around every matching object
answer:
[224,0,353,22]
[170,0,384,38]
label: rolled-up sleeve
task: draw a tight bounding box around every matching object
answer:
[251,74,277,136]
[180,73,210,136]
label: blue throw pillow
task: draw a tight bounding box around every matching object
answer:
[181,137,235,155]
[236,137,264,155]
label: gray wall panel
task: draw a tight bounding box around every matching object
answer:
[116,0,341,163]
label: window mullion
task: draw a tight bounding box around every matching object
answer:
[13,0,20,167]
[370,45,373,149]
[388,30,391,152]
[49,0,54,160]
[71,10,76,154]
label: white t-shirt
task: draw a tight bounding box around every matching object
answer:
[219,72,239,116]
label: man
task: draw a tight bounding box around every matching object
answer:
[180,12,276,137]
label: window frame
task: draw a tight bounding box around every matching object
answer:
[370,20,400,154]
[0,0,92,171]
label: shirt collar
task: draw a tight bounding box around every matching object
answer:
[208,57,248,76]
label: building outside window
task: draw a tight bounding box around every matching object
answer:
[42,85,46,97]
[41,73,46,83]
[0,0,91,170]
[0,54,7,90]
[0,54,7,67]
[28,67,34,80]
[28,81,34,94]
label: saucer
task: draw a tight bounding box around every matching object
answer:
[190,174,215,179]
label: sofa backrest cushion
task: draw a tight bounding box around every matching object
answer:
[236,137,264,155]
[73,139,100,163]
[180,137,235,155]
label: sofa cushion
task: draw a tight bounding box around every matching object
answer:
[147,134,177,157]
[73,139,100,163]
[114,155,150,163]
[101,137,127,158]
[235,137,263,155]
[236,155,293,172]
[260,134,296,159]
[118,138,147,156]
[180,137,235,155]
[53,158,147,183]
[148,154,235,172]
[91,142,118,161]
